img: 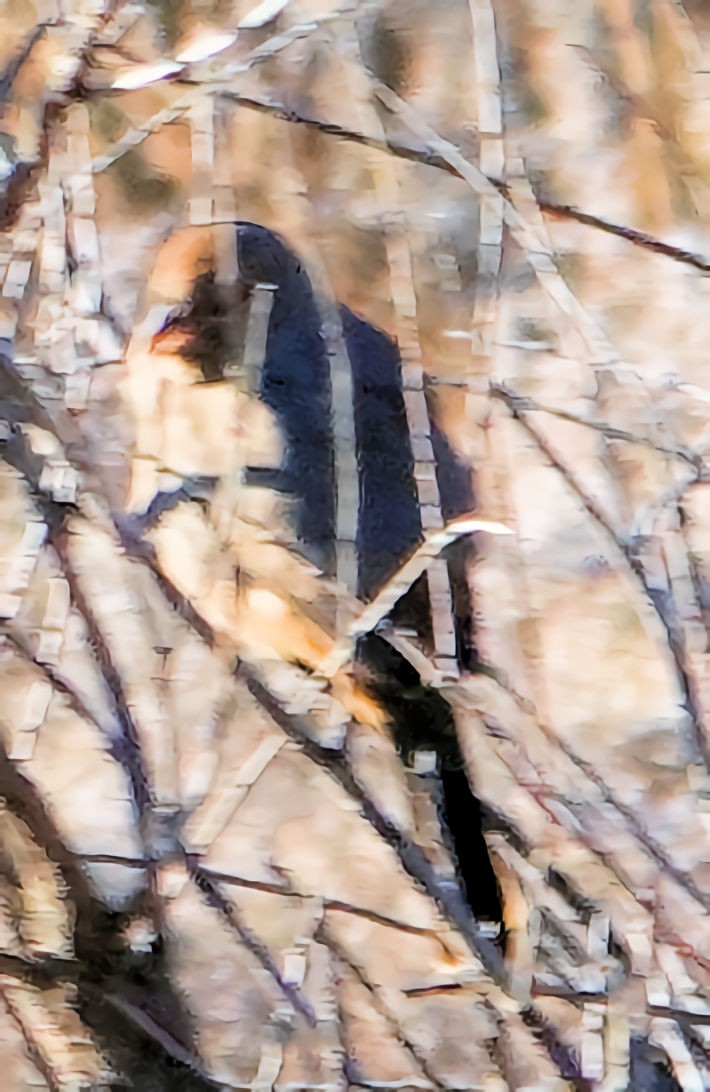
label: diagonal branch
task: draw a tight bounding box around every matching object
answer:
[94,987,219,1083]
[195,863,483,940]
[321,927,447,1091]
[489,382,702,470]
[0,626,139,785]
[496,395,708,767]
[50,529,153,818]
[318,515,512,677]
[215,89,710,273]
[189,863,318,1027]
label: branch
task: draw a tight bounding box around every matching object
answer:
[318,514,513,677]
[189,863,319,1028]
[97,989,216,1079]
[489,382,702,470]
[216,90,710,274]
[51,528,153,818]
[496,394,708,767]
[0,740,94,927]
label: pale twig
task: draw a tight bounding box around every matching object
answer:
[262,131,359,596]
[318,515,512,678]
[335,24,458,667]
[92,9,347,174]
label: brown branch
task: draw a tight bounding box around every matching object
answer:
[195,862,475,940]
[76,852,147,868]
[217,90,710,274]
[189,863,319,1028]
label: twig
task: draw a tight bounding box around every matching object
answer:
[0,740,94,927]
[0,626,124,760]
[489,381,702,470]
[51,528,152,817]
[0,26,46,104]
[318,515,512,677]
[321,931,446,1091]
[497,395,708,767]
[98,989,215,1079]
[216,90,710,273]
[189,863,318,1027]
[91,9,344,174]
[196,862,473,940]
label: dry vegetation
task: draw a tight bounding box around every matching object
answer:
[0,0,709,1087]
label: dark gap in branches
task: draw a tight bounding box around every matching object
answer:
[629,1036,682,1092]
[353,633,503,927]
[0,747,206,1086]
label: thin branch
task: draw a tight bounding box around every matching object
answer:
[321,928,446,1092]
[677,496,710,633]
[216,90,710,273]
[195,862,475,940]
[51,529,153,817]
[0,26,46,104]
[98,989,215,1078]
[0,626,126,765]
[489,382,702,470]
[91,9,343,174]
[497,396,708,768]
[318,514,512,677]
[0,739,94,928]
[189,864,319,1028]
[76,852,147,868]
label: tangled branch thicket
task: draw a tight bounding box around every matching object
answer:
[0,0,708,1087]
